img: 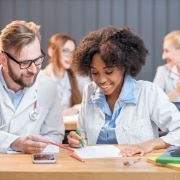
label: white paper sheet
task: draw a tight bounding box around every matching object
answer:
[73,145,121,159]
[7,144,59,154]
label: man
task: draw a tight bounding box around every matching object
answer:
[0,20,64,153]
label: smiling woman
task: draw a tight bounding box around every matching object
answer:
[67,25,180,157]
[153,30,180,102]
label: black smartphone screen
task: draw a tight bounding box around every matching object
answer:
[32,154,56,164]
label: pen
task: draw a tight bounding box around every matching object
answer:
[76,129,85,148]
[123,158,141,166]
[49,141,74,152]
[70,154,85,163]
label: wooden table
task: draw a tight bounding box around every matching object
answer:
[64,120,77,131]
[63,115,77,131]
[0,147,180,180]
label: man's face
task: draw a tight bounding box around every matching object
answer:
[2,37,42,90]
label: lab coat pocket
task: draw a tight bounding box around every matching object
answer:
[122,121,154,144]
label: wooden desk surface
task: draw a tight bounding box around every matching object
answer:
[64,120,77,131]
[0,148,180,180]
[63,115,77,131]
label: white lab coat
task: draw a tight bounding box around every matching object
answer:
[42,63,90,109]
[153,64,180,102]
[0,70,65,153]
[78,80,180,145]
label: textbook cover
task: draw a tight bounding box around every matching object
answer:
[147,157,180,171]
[156,146,180,164]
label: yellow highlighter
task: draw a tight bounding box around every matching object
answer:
[76,129,85,148]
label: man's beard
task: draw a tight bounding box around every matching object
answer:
[8,63,39,87]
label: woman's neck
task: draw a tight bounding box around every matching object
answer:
[53,67,65,79]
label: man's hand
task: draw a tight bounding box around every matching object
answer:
[10,135,50,153]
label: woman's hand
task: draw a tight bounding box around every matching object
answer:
[120,138,169,157]
[120,143,152,157]
[10,135,50,153]
[168,78,180,101]
[67,131,85,148]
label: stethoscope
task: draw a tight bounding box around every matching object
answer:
[29,100,39,121]
[0,100,39,129]
[0,89,39,129]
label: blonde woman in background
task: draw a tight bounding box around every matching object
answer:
[153,30,180,102]
[43,33,89,116]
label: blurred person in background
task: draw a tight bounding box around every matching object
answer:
[43,33,89,116]
[153,30,180,102]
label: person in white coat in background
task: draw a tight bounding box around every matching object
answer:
[43,33,90,116]
[0,20,64,153]
[67,26,180,157]
[153,30,180,102]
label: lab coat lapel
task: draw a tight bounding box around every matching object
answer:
[0,84,14,111]
[14,83,38,116]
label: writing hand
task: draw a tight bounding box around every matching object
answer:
[67,131,85,148]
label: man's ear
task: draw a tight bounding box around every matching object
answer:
[0,52,7,66]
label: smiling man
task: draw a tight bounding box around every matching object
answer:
[0,20,64,153]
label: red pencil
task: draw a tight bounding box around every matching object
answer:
[70,154,85,163]
[49,141,74,152]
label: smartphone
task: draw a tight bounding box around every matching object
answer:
[32,153,56,164]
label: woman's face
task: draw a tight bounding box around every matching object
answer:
[90,53,125,97]
[162,39,180,66]
[60,40,75,69]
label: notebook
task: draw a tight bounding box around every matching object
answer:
[155,146,180,164]
[147,157,180,171]
[147,146,180,171]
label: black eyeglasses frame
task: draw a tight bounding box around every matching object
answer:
[2,49,46,69]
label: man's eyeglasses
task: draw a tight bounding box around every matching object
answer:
[2,49,46,69]
[62,48,74,57]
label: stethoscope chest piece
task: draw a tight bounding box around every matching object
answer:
[29,100,39,121]
[29,110,39,121]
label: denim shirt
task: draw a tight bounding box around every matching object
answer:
[90,75,137,144]
[0,70,25,109]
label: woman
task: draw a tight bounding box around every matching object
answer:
[153,30,180,102]
[67,26,180,157]
[43,33,88,116]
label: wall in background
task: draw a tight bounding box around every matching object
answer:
[0,0,179,81]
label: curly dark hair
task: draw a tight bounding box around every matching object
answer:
[72,26,149,77]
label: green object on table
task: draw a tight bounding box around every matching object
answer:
[76,129,85,148]
[156,146,180,164]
